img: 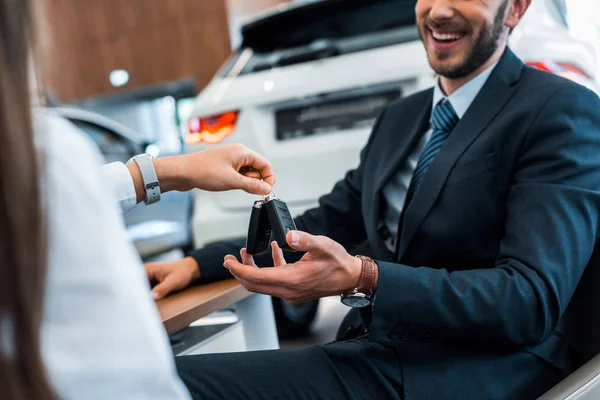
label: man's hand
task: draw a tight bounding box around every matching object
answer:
[145,257,201,300]
[153,143,275,196]
[223,231,365,303]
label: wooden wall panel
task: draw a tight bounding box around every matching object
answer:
[35,0,232,102]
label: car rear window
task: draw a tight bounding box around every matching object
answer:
[219,0,418,77]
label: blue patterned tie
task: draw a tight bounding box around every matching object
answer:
[405,99,459,205]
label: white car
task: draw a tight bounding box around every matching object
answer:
[186,0,598,249]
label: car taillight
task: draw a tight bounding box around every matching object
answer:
[526,61,590,82]
[187,111,239,144]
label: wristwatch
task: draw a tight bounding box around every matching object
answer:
[126,154,161,205]
[341,255,378,308]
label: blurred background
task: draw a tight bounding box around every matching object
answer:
[31,0,600,348]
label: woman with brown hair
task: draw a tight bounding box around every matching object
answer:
[0,1,275,398]
[0,0,57,397]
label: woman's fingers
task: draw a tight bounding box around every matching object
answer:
[239,149,276,188]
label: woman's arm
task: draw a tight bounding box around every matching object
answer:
[103,144,275,214]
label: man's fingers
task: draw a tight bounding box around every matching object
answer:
[271,241,286,267]
[235,278,293,299]
[223,258,291,285]
[224,254,238,262]
[234,277,310,303]
[286,230,326,253]
[240,248,257,267]
[151,274,179,301]
[224,257,315,303]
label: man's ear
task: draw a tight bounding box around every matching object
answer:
[505,0,532,30]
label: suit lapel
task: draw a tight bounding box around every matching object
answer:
[374,90,433,193]
[396,48,524,261]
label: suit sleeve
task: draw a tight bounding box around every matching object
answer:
[191,111,388,283]
[370,85,600,346]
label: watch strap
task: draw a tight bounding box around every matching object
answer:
[355,255,378,297]
[131,154,160,205]
[343,255,378,298]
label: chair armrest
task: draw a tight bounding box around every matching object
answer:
[539,353,600,399]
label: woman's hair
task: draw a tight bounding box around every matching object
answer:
[0,0,56,398]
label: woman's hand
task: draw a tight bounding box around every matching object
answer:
[154,143,275,195]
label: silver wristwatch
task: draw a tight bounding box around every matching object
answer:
[127,154,161,205]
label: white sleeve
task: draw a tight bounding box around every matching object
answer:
[36,112,190,400]
[102,161,138,213]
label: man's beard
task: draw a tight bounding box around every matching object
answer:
[421,0,509,79]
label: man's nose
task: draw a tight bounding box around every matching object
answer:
[428,0,455,21]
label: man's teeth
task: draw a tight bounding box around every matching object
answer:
[432,32,463,42]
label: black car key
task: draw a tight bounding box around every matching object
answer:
[246,200,272,255]
[264,196,297,252]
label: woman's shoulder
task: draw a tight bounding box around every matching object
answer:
[32,108,110,215]
[33,108,104,168]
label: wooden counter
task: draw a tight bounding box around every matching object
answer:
[156,279,251,334]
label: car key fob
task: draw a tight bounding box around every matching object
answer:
[264,196,297,252]
[246,200,272,255]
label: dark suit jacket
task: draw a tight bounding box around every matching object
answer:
[191,48,600,399]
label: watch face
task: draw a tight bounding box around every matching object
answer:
[341,294,371,308]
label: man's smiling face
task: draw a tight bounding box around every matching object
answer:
[416,0,510,79]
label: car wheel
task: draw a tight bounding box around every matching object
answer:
[272,297,319,339]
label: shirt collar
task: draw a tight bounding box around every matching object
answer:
[432,61,499,121]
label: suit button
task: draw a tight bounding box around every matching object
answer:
[389,329,403,340]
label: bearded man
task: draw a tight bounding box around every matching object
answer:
[156,0,600,398]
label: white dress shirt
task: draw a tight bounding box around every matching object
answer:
[102,161,138,213]
[381,63,498,250]
[35,110,190,400]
